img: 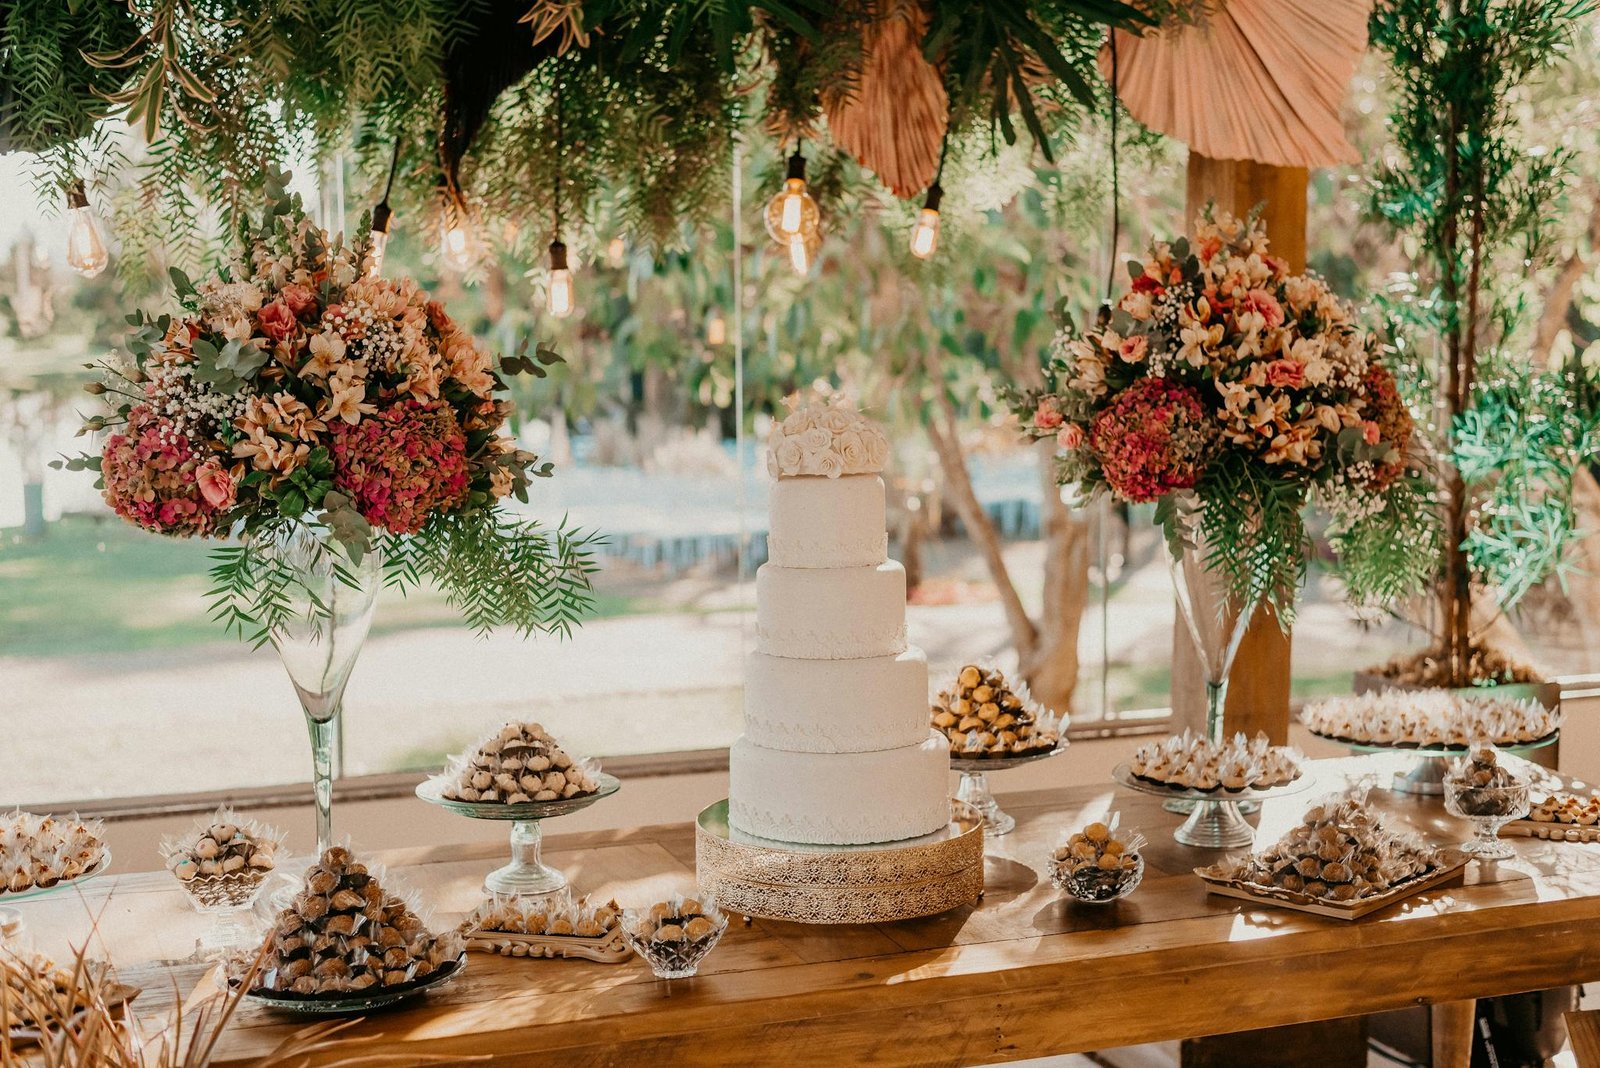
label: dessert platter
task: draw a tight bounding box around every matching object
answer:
[700,397,982,922]
[935,663,1067,835]
[1300,690,1560,795]
[458,893,628,962]
[226,846,465,1014]
[1114,730,1307,848]
[161,807,286,955]
[1196,795,1468,920]
[1504,791,1600,842]
[620,894,728,979]
[0,811,110,901]
[417,721,620,896]
[1048,815,1145,904]
[1442,747,1531,859]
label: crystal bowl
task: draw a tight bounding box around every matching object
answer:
[1048,852,1145,904]
[1443,779,1531,860]
[621,905,728,979]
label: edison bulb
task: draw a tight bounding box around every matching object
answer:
[909,184,943,260]
[438,198,475,271]
[548,240,574,318]
[764,150,821,250]
[65,182,109,279]
[786,230,822,276]
[706,309,727,346]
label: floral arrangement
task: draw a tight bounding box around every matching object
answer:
[61,173,598,642]
[1009,209,1416,617]
[766,394,892,478]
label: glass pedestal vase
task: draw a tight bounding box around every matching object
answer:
[268,526,381,857]
[1162,533,1260,841]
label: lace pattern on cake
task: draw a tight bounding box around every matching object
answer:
[765,532,888,568]
[728,798,949,847]
[742,711,923,754]
[754,623,908,660]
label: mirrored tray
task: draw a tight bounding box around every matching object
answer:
[1113,764,1311,848]
[416,774,620,896]
[236,954,465,1015]
[0,851,112,903]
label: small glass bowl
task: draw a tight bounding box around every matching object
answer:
[181,871,271,957]
[1443,779,1531,860]
[1049,852,1146,904]
[621,905,728,979]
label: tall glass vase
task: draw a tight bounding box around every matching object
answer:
[267,526,381,857]
[1164,529,1260,848]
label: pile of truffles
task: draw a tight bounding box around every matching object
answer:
[1301,690,1558,748]
[160,808,280,908]
[1446,746,1528,818]
[1201,797,1445,903]
[0,811,106,896]
[623,895,725,970]
[1049,819,1144,902]
[1529,792,1600,826]
[1128,730,1300,792]
[236,846,462,997]
[437,722,600,804]
[930,665,1062,758]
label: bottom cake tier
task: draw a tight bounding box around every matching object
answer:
[728,730,951,846]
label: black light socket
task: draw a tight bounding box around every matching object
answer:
[66,180,89,210]
[549,240,569,270]
[371,200,393,235]
[785,150,807,182]
[923,183,943,213]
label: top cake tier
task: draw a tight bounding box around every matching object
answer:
[766,398,891,479]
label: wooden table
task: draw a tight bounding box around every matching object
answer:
[11,754,1600,1067]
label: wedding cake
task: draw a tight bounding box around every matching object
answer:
[728,399,950,845]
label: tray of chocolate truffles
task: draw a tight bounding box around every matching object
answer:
[226,846,464,1013]
[1196,796,1467,920]
[0,811,109,901]
[160,806,283,911]
[1120,729,1302,797]
[417,722,619,818]
[1505,791,1600,842]
[933,664,1065,765]
[620,895,728,979]
[459,894,627,962]
[1048,815,1146,904]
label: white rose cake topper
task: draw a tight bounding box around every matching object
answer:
[766,393,892,478]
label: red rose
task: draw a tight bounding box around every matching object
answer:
[1239,288,1285,331]
[1362,420,1382,446]
[257,300,297,341]
[281,284,319,319]
[1265,359,1306,389]
[1034,402,1065,430]
[1131,273,1165,295]
[1057,424,1084,450]
[196,460,237,509]
[1118,335,1149,363]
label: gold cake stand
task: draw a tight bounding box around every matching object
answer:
[695,800,984,923]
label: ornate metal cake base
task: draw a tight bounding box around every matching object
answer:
[695,799,984,924]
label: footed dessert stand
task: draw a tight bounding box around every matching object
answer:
[1112,765,1309,848]
[416,774,620,896]
[695,799,984,923]
[951,744,1066,836]
[1311,731,1558,796]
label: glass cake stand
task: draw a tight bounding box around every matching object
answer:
[1112,764,1310,848]
[1312,731,1559,796]
[950,742,1067,836]
[416,774,620,896]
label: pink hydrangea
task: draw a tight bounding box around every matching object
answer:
[1089,377,1212,503]
[330,400,471,534]
[100,405,227,536]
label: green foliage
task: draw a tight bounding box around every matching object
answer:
[1325,470,1444,609]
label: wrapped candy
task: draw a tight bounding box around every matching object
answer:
[930,664,1063,758]
[0,810,107,896]
[436,723,601,804]
[1128,730,1301,793]
[159,805,283,909]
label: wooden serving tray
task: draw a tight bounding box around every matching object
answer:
[1195,852,1469,921]
[461,926,630,963]
[1502,820,1600,843]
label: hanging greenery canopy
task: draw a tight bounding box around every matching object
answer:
[0,0,1212,264]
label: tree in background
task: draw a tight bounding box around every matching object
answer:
[1351,0,1600,687]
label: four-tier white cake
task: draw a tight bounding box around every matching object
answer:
[728,399,950,846]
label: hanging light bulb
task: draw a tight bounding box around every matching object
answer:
[706,307,727,346]
[65,180,109,279]
[367,200,392,277]
[606,236,626,267]
[547,240,574,318]
[764,146,821,248]
[909,183,942,260]
[438,185,476,271]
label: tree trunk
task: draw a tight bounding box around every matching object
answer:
[1019,440,1091,715]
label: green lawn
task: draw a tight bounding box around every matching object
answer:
[0,516,640,658]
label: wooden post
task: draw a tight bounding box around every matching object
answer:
[1169,153,1306,746]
